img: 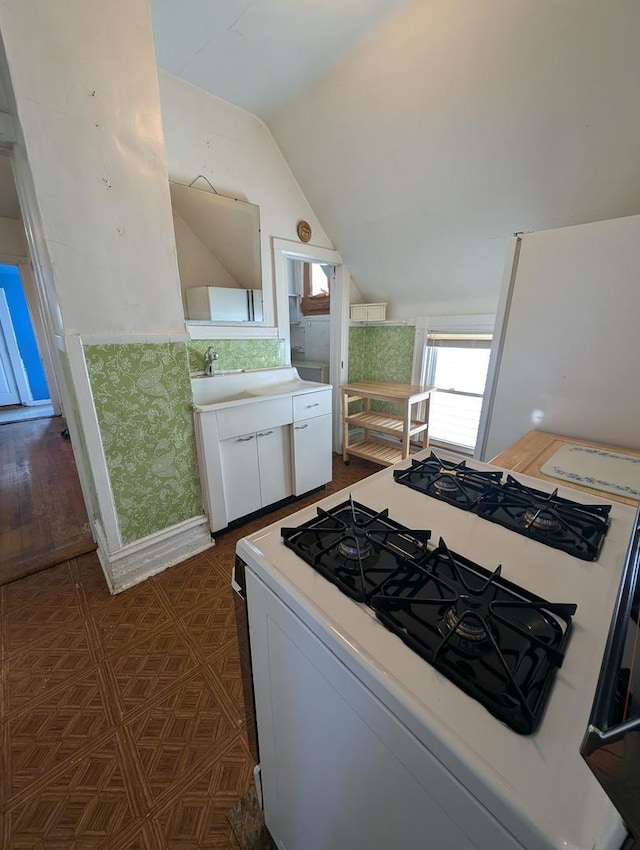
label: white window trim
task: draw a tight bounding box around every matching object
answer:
[413,314,495,454]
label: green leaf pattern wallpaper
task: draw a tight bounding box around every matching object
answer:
[349,326,416,413]
[84,343,202,545]
[82,331,411,547]
[187,339,285,374]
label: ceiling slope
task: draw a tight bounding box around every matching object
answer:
[151,0,409,117]
[152,0,640,318]
[267,0,640,317]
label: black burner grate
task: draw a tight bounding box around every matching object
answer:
[281,500,577,734]
[371,538,576,734]
[393,453,501,509]
[281,497,431,602]
[475,475,611,561]
[394,453,611,560]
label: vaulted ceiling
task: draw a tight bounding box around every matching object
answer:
[152,0,640,318]
[150,0,409,117]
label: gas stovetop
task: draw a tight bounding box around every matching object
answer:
[282,497,577,734]
[237,449,636,848]
[394,452,611,560]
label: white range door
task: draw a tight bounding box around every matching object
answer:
[236,451,635,850]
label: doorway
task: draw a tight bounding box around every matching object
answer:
[0,262,54,422]
[273,238,349,454]
[288,259,333,385]
[0,157,95,584]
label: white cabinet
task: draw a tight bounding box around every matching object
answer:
[293,414,332,495]
[257,427,292,508]
[349,302,387,322]
[219,433,261,521]
[220,425,292,523]
[193,383,332,531]
[292,387,333,495]
[186,286,262,322]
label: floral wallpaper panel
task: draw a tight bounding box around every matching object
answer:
[187,338,285,374]
[348,326,416,413]
[85,342,202,545]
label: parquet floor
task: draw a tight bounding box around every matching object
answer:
[0,417,96,586]
[0,454,378,849]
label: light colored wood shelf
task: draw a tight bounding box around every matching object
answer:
[343,439,405,467]
[341,380,434,467]
[344,411,429,438]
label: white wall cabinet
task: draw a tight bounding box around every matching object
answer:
[349,302,387,322]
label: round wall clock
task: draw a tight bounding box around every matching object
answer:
[297,220,312,243]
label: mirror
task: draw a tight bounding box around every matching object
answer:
[170,181,263,323]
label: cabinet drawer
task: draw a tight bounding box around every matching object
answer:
[217,397,292,440]
[293,389,332,421]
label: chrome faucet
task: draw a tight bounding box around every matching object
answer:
[204,347,219,376]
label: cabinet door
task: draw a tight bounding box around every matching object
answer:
[220,433,261,522]
[350,304,368,321]
[292,414,332,495]
[256,426,292,507]
[367,303,387,321]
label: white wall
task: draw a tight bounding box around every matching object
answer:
[158,70,335,320]
[0,215,26,257]
[173,211,238,302]
[269,0,640,318]
[0,0,185,336]
[299,316,331,363]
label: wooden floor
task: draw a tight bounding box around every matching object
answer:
[0,416,96,586]
[0,453,378,849]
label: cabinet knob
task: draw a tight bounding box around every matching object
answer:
[236,435,255,442]
[306,403,320,408]
[257,430,274,437]
[295,424,308,430]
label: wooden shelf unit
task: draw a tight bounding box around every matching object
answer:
[341,381,434,467]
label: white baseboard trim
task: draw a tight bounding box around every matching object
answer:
[24,398,52,407]
[94,514,213,594]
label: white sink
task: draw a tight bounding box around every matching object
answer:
[248,380,308,397]
[192,366,308,408]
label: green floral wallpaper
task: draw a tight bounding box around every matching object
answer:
[348,325,415,383]
[85,343,202,545]
[187,338,285,374]
[349,325,416,413]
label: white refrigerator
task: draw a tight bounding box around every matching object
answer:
[186,285,263,322]
[477,213,640,461]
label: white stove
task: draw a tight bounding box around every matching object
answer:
[236,449,636,850]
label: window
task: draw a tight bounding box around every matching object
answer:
[415,316,494,453]
[300,262,331,316]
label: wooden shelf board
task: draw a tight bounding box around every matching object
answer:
[344,439,406,467]
[341,381,433,404]
[345,411,428,437]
